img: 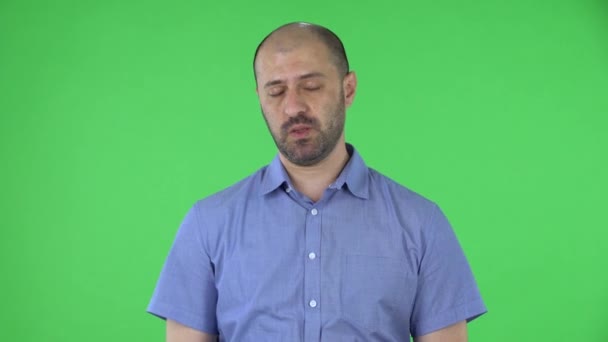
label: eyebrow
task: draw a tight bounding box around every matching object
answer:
[263,72,326,89]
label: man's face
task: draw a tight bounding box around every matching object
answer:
[255,38,354,166]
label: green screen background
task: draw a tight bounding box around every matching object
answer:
[1,0,607,340]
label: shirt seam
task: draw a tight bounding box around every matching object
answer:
[193,201,212,260]
[419,203,440,279]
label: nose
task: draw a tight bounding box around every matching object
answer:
[283,88,307,117]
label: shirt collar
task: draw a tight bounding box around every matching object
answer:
[259,143,369,200]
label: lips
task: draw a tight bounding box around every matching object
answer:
[290,124,311,133]
[289,124,313,138]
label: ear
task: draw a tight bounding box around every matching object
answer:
[343,71,357,108]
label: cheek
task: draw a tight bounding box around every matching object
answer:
[261,106,282,129]
[261,99,280,116]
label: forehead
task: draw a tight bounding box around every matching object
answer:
[255,37,337,82]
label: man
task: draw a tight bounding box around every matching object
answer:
[148,22,487,341]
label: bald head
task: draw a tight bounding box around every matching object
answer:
[253,22,350,80]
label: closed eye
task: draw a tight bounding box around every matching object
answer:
[304,86,322,91]
[267,88,285,97]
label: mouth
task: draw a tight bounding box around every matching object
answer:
[289,125,313,138]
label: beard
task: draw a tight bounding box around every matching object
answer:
[262,92,345,167]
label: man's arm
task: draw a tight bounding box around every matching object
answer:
[167,319,217,342]
[413,320,467,342]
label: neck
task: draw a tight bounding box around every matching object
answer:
[279,140,350,203]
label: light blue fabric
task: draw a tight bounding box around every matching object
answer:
[147,144,487,341]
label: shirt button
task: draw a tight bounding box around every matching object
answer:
[311,208,318,216]
[309,299,318,308]
[286,187,292,193]
[308,252,316,260]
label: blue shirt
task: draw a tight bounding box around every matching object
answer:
[147,144,486,341]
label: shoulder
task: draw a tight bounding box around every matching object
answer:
[367,167,442,227]
[192,164,268,214]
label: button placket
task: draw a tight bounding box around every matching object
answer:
[303,205,322,340]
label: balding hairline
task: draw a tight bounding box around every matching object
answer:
[253,22,350,81]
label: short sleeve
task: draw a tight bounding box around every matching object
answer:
[147,202,218,335]
[409,204,487,337]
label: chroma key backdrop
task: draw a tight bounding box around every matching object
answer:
[1,0,607,341]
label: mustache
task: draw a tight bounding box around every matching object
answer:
[281,114,319,133]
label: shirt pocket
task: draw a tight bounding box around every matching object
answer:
[340,254,416,330]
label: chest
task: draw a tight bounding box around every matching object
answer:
[209,193,420,340]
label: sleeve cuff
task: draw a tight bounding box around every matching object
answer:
[146,301,219,335]
[412,297,487,337]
